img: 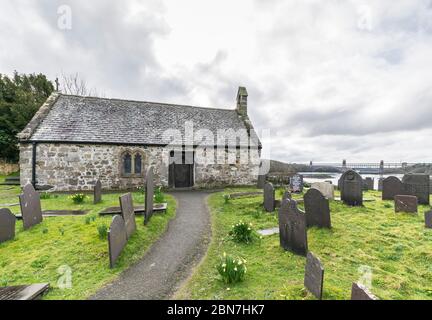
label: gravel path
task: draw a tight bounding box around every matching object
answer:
[90,191,212,300]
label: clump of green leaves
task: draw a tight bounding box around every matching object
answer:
[384,203,392,208]
[223,194,231,204]
[40,192,52,199]
[42,227,48,234]
[217,253,247,284]
[97,223,108,240]
[154,187,166,203]
[84,214,97,225]
[70,193,87,204]
[59,227,65,236]
[229,221,258,244]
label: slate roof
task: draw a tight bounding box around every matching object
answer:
[21,94,261,148]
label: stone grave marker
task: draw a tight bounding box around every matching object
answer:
[257,174,266,189]
[278,198,308,256]
[340,170,363,206]
[425,210,432,228]
[19,183,43,230]
[290,174,304,193]
[0,208,15,243]
[402,174,430,205]
[311,182,334,200]
[378,178,384,191]
[394,195,418,214]
[119,193,137,239]
[304,188,331,229]
[351,283,378,300]
[145,166,154,225]
[304,252,324,300]
[263,182,275,212]
[94,180,102,204]
[282,190,292,201]
[108,215,128,268]
[382,176,403,200]
[363,177,374,191]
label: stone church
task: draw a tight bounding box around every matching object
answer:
[18,87,262,191]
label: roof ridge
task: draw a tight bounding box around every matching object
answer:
[59,93,235,112]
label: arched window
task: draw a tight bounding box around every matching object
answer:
[134,154,142,174]
[123,153,132,174]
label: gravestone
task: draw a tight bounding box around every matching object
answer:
[340,170,363,206]
[278,198,308,256]
[402,174,430,205]
[290,174,304,193]
[0,208,15,243]
[304,252,324,300]
[282,191,292,201]
[351,283,377,300]
[363,177,374,191]
[108,215,128,268]
[378,178,384,191]
[145,166,154,225]
[425,210,432,228]
[382,176,403,200]
[304,188,331,229]
[257,174,266,189]
[263,182,275,212]
[19,183,43,230]
[93,180,102,204]
[119,193,137,239]
[394,195,418,214]
[311,182,334,200]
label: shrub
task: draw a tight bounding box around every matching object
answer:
[154,187,166,203]
[217,253,247,284]
[70,193,87,204]
[40,192,51,199]
[229,221,257,244]
[223,194,231,204]
[97,223,108,240]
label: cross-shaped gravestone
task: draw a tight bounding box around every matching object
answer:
[94,180,102,204]
[304,252,324,300]
[351,283,378,300]
[340,170,363,206]
[19,183,43,230]
[145,166,154,225]
[0,208,15,244]
[263,182,275,212]
[119,193,136,239]
[304,188,331,229]
[425,210,432,228]
[108,215,128,268]
[278,198,308,256]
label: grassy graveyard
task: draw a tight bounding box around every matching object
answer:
[176,187,432,300]
[0,175,176,300]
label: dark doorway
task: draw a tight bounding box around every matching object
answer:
[169,151,194,188]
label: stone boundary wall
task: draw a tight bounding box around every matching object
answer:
[0,160,19,175]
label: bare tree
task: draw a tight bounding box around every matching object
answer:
[59,72,104,97]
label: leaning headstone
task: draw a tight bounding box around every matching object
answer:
[278,198,308,256]
[351,283,378,300]
[119,193,137,239]
[290,174,304,193]
[304,188,331,229]
[311,182,334,200]
[402,174,430,205]
[93,180,102,204]
[257,174,266,189]
[108,215,128,268]
[425,210,432,228]
[145,166,154,225]
[340,170,363,206]
[394,195,418,214]
[263,182,275,212]
[0,208,15,243]
[19,183,43,230]
[304,252,324,300]
[382,176,403,200]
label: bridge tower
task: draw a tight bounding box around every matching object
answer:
[379,160,384,177]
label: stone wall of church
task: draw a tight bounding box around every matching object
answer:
[19,143,260,191]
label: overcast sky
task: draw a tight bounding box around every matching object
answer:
[1,0,432,163]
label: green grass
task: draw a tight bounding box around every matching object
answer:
[177,187,432,300]
[0,184,176,300]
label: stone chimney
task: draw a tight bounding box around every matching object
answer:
[236,86,248,117]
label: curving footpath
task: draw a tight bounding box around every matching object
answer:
[90,191,212,300]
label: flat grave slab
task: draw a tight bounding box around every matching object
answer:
[99,203,167,216]
[15,210,89,220]
[257,227,279,236]
[334,197,374,202]
[229,191,263,199]
[0,283,50,300]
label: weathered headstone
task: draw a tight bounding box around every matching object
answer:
[263,182,275,212]
[93,180,102,204]
[351,283,378,300]
[304,188,331,229]
[340,170,363,206]
[363,177,374,191]
[278,198,308,256]
[257,174,266,189]
[425,210,432,228]
[402,174,430,205]
[378,178,384,191]
[282,190,292,201]
[145,166,154,225]
[19,183,43,230]
[311,182,334,200]
[304,252,324,300]
[108,215,128,268]
[394,195,418,214]
[290,174,304,193]
[382,176,403,200]
[0,208,15,243]
[119,193,137,239]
